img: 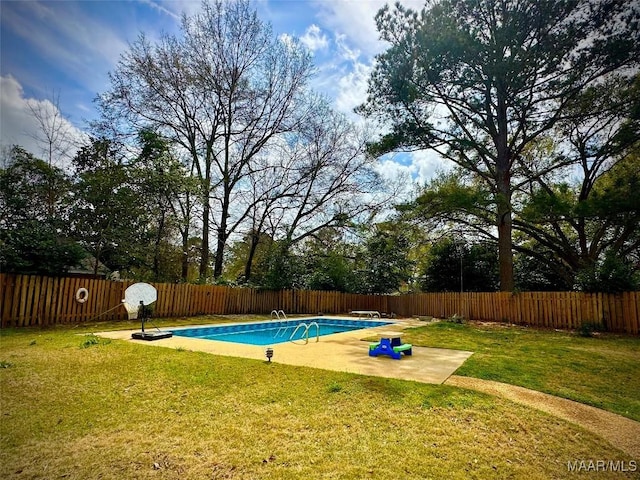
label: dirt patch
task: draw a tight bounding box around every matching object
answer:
[445,375,640,458]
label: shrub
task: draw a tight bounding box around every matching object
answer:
[578,322,603,338]
[575,252,639,293]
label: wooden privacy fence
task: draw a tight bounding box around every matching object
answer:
[388,291,639,335]
[0,274,384,327]
[1,274,638,334]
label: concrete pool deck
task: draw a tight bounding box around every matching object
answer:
[95,317,474,384]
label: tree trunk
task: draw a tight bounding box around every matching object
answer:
[153,211,165,280]
[199,164,212,282]
[93,244,102,276]
[199,200,210,281]
[213,187,231,279]
[181,230,189,282]
[496,174,515,291]
[495,89,514,292]
[214,226,226,279]
[244,231,260,281]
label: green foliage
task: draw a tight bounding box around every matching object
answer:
[578,322,603,338]
[254,241,305,291]
[520,183,575,223]
[361,0,639,291]
[327,382,343,393]
[70,138,153,275]
[589,152,640,218]
[132,130,196,282]
[358,225,414,294]
[414,172,493,220]
[305,252,360,293]
[575,252,639,293]
[0,146,85,275]
[249,225,414,294]
[80,334,100,349]
[422,237,499,292]
[125,241,185,283]
[1,220,86,275]
[79,334,111,349]
[224,231,276,284]
[513,249,573,292]
[514,154,640,290]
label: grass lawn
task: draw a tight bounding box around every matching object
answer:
[397,321,640,422]
[0,318,637,479]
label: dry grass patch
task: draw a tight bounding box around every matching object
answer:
[1,325,635,479]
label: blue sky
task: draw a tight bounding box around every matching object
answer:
[0,0,444,183]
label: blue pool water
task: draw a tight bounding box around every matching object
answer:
[172,318,392,346]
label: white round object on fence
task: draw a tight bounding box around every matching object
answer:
[124,283,157,306]
[75,287,89,303]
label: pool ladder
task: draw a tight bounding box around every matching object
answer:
[288,322,319,344]
[271,309,287,320]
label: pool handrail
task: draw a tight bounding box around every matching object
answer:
[271,310,287,320]
[289,321,320,344]
[307,321,319,343]
[289,322,308,342]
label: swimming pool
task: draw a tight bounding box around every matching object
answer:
[172,318,392,346]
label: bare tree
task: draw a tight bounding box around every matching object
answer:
[279,107,382,247]
[25,90,81,217]
[239,104,387,279]
[238,155,294,281]
[27,90,75,167]
[97,0,314,280]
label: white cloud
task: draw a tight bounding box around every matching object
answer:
[0,75,88,170]
[312,0,388,58]
[334,59,372,116]
[305,1,451,184]
[300,24,329,52]
[279,32,297,49]
[373,155,418,203]
[376,156,415,181]
[309,33,373,119]
[374,150,452,195]
[410,150,452,185]
[334,32,361,62]
[310,1,426,119]
[312,0,427,57]
[137,0,181,21]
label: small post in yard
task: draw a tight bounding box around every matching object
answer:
[139,301,145,332]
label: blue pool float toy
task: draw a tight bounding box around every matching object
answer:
[369,337,412,360]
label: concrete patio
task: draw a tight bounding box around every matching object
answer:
[95,317,474,384]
